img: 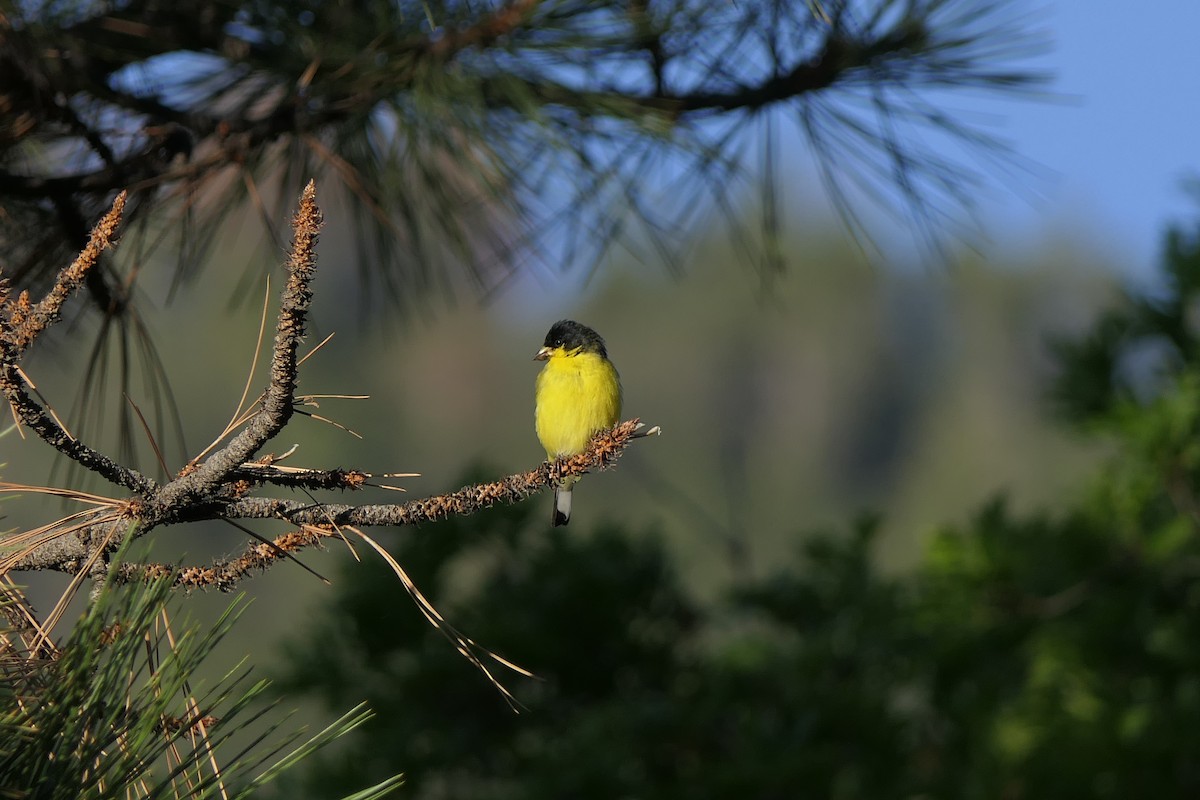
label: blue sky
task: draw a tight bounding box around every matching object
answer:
[513,0,1200,309]
[978,1,1200,281]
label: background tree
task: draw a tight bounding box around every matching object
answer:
[277,214,1200,799]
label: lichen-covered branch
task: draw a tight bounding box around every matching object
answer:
[6,192,127,354]
[0,192,156,495]
[215,419,645,527]
[227,464,371,492]
[115,528,331,591]
[2,183,657,590]
[12,420,652,577]
[144,180,322,515]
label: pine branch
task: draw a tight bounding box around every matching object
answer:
[0,0,1049,312]
[2,183,659,584]
[145,181,323,514]
[213,420,647,528]
[4,192,127,353]
[423,0,543,59]
[10,420,653,576]
[227,463,373,491]
[0,193,156,495]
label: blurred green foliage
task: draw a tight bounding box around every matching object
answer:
[276,212,1200,798]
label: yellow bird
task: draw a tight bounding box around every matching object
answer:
[534,320,622,526]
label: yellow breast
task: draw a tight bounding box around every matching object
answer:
[535,351,622,458]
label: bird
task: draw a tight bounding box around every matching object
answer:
[533,319,622,526]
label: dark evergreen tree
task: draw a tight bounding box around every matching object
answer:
[278,216,1200,797]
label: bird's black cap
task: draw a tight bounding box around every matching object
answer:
[543,320,608,358]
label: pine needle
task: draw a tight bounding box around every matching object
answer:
[345,525,534,710]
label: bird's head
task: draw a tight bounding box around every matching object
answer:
[534,319,608,361]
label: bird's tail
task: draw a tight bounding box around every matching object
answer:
[552,484,572,527]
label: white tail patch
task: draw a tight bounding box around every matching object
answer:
[553,485,573,526]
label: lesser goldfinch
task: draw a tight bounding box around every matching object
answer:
[534,320,622,526]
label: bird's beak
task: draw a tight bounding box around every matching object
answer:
[533,346,552,361]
